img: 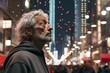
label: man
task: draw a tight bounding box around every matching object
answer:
[3,9,52,73]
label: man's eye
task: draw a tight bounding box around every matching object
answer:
[43,20,48,24]
[44,22,47,24]
[39,21,45,24]
[42,21,46,24]
[39,23,42,25]
[39,21,44,24]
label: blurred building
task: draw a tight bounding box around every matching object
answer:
[0,0,110,65]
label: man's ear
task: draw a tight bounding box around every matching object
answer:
[25,27,32,35]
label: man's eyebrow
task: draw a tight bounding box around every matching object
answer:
[42,19,48,23]
[34,14,39,17]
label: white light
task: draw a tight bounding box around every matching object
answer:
[3,20,12,28]
[94,60,100,63]
[107,37,110,47]
[80,60,84,64]
[101,10,107,16]
[91,46,93,48]
[67,61,71,65]
[72,62,77,65]
[46,47,50,50]
[75,46,79,49]
[67,44,69,47]
[87,31,91,34]
[73,44,76,47]
[71,48,75,50]
[91,24,97,27]
[92,50,99,55]
[86,51,90,57]
[106,7,110,11]
[85,15,89,19]
[98,40,102,44]
[101,21,107,24]
[106,63,108,65]
[80,35,86,39]
[5,40,11,46]
[77,42,82,45]
[44,44,48,47]
[0,43,3,51]
[25,0,30,8]
[64,47,68,54]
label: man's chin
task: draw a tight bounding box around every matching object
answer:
[46,37,52,41]
[42,38,52,42]
[46,39,52,42]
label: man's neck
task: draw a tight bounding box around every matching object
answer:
[32,40,46,50]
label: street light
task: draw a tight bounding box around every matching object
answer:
[5,40,11,46]
[2,20,12,54]
[106,2,110,11]
[25,0,30,9]
[87,31,91,34]
[101,9,107,16]
[85,15,90,19]
[100,21,107,24]
[107,37,110,48]
[106,6,110,11]
[100,10,107,25]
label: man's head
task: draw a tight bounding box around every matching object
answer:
[16,9,52,44]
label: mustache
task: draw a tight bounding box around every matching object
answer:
[46,30,52,36]
[46,32,51,36]
[34,27,52,34]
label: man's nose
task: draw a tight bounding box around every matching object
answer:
[47,24,53,31]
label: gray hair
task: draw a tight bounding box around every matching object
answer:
[15,9,48,41]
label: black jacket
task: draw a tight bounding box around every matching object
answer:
[3,41,49,73]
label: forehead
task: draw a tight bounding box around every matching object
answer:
[34,15,48,21]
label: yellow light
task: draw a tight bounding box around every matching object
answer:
[107,37,110,47]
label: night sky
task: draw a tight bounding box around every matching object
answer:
[55,0,75,58]
[31,0,75,58]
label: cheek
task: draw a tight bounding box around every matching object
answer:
[37,28,45,34]
[36,31,46,36]
[35,29,43,34]
[33,28,47,36]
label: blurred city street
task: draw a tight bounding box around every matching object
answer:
[0,0,110,73]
